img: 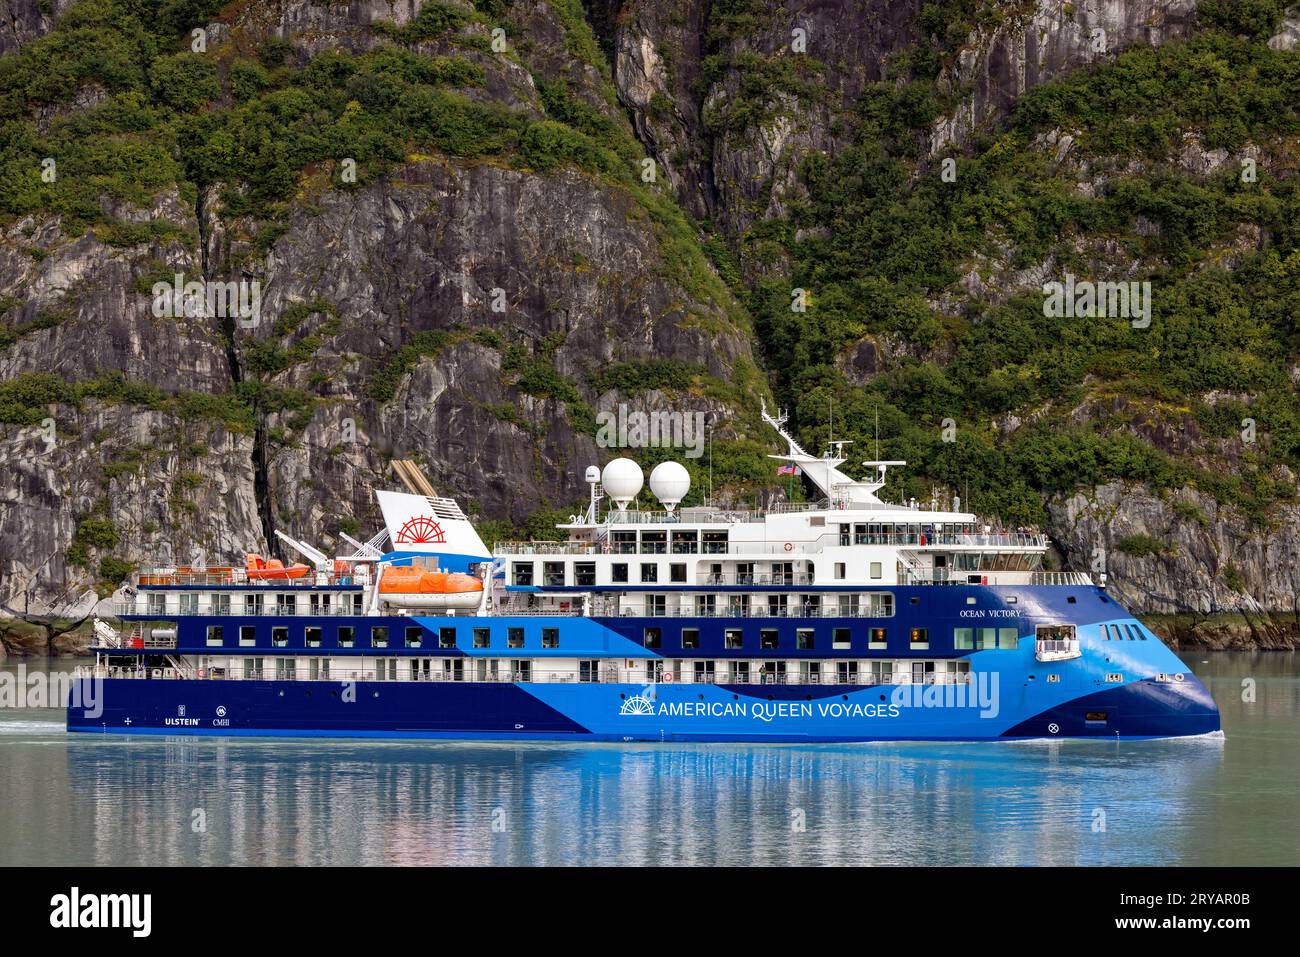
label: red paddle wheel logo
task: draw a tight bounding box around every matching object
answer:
[395,516,446,544]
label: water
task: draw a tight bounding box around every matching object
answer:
[1,652,1296,866]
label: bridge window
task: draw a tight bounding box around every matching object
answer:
[998,627,1018,649]
[681,628,700,649]
[207,625,224,647]
[338,626,354,648]
[512,563,534,586]
[508,628,524,648]
[473,628,490,648]
[305,626,321,648]
[760,629,779,649]
[371,626,388,648]
[975,627,996,650]
[542,627,559,648]
[725,629,743,649]
[833,627,850,649]
[954,627,974,650]
[439,627,456,649]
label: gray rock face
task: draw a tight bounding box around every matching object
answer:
[0,0,74,55]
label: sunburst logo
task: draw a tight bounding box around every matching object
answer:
[395,516,446,544]
[619,694,656,716]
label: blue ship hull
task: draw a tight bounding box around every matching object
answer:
[66,584,1221,741]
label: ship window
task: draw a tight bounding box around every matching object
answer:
[1007,596,1018,604]
[954,627,974,650]
[1127,624,1144,641]
[439,627,456,649]
[732,660,751,682]
[965,596,976,605]
[910,628,928,647]
[670,563,687,583]
[869,628,887,647]
[998,628,1018,649]
[1085,711,1108,723]
[640,563,658,583]
[865,593,895,617]
[797,629,815,650]
[272,627,288,648]
[543,562,565,587]
[1067,596,1077,604]
[725,629,743,649]
[512,563,534,586]
[681,628,700,649]
[239,625,255,647]
[508,628,524,649]
[405,627,422,648]
[575,563,596,587]
[975,627,997,650]
[212,593,231,615]
[207,625,224,647]
[579,660,600,683]
[833,628,850,649]
[870,562,882,579]
[305,626,322,648]
[909,596,919,605]
[1036,624,1076,642]
[612,563,629,583]
[643,627,662,649]
[835,563,846,580]
[473,628,490,648]
[337,626,355,648]
[760,629,779,649]
[542,627,559,648]
[371,626,388,648]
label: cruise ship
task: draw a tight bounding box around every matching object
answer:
[66,404,1221,741]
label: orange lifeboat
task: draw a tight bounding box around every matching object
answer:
[245,553,310,580]
[379,566,484,609]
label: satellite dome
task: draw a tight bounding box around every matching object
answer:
[601,458,643,509]
[649,461,691,511]
[584,465,601,484]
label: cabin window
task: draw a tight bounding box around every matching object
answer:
[670,563,687,583]
[694,660,717,682]
[643,627,662,649]
[276,658,295,680]
[725,629,743,649]
[206,625,224,647]
[760,629,779,649]
[695,595,716,616]
[179,593,199,615]
[869,628,887,647]
[681,628,700,649]
[543,562,565,587]
[575,563,596,587]
[405,627,422,648]
[835,563,846,580]
[837,661,858,683]
[337,626,355,648]
[910,628,928,647]
[954,627,974,650]
[473,628,490,649]
[272,627,288,648]
[439,627,456,649]
[869,562,882,579]
[512,563,534,586]
[865,593,895,617]
[148,593,166,616]
[998,628,1018,650]
[647,595,666,615]
[508,628,524,649]
[640,563,659,583]
[732,661,751,682]
[702,530,729,553]
[612,563,629,583]
[579,660,600,683]
[797,629,815,650]
[239,625,255,647]
[542,627,559,648]
[277,594,296,616]
[833,627,851,649]
[371,626,388,648]
[305,626,322,648]
[211,593,230,615]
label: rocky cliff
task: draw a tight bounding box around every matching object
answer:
[3,0,1299,653]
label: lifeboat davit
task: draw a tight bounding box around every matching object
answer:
[245,553,310,580]
[379,566,483,609]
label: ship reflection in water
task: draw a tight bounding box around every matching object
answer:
[1,652,1296,866]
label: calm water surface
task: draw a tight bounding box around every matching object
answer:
[1,652,1296,866]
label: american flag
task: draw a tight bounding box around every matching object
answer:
[777,464,799,476]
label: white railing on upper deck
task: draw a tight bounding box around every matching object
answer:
[135,567,367,588]
[1029,571,1094,586]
